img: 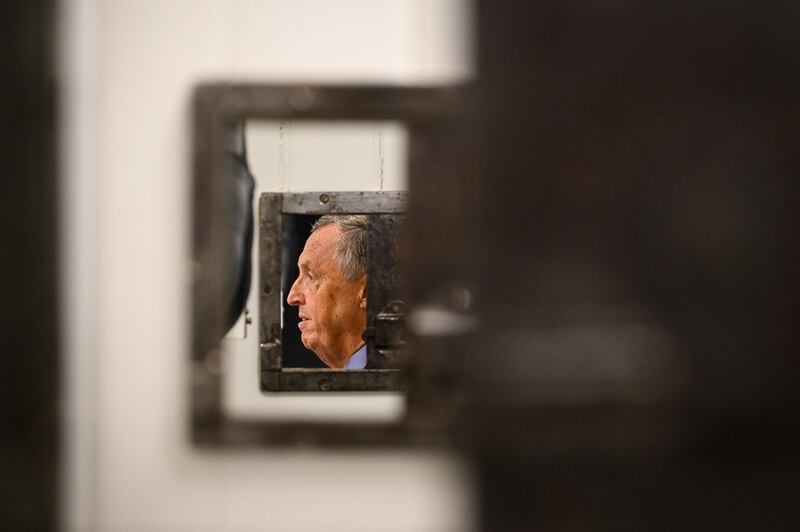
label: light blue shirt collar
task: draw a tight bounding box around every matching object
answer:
[343,344,367,369]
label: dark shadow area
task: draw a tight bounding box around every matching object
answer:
[281,214,325,368]
[0,0,59,530]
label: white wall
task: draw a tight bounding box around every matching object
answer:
[60,1,474,531]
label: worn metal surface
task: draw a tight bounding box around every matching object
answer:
[195,84,462,123]
[366,214,408,368]
[191,417,446,448]
[191,84,464,447]
[190,85,231,426]
[258,193,282,371]
[372,302,407,349]
[282,191,407,214]
[268,369,404,392]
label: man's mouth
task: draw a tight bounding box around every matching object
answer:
[298,315,310,329]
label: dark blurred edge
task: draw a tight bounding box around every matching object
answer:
[0,0,60,531]
[447,2,800,531]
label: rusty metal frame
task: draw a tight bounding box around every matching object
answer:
[259,191,406,392]
[190,83,462,447]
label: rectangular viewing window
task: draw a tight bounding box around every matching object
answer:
[259,192,408,392]
[191,84,462,446]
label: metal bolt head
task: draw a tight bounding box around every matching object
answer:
[319,193,330,205]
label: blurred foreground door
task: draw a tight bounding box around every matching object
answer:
[0,1,59,531]
[413,2,800,531]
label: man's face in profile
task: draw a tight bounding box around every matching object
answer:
[287,224,367,368]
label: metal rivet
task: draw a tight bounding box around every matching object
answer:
[319,380,332,391]
[319,193,330,204]
[262,284,271,294]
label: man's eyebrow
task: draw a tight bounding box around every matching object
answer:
[298,258,321,274]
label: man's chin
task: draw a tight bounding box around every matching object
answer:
[299,333,316,352]
[301,338,334,367]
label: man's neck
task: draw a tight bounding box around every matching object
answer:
[324,338,364,369]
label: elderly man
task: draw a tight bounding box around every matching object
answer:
[287,215,368,369]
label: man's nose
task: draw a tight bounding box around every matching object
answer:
[286,277,303,306]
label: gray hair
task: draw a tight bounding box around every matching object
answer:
[311,215,368,281]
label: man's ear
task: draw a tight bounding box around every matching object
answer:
[357,276,367,309]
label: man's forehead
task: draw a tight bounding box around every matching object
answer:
[299,224,341,265]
